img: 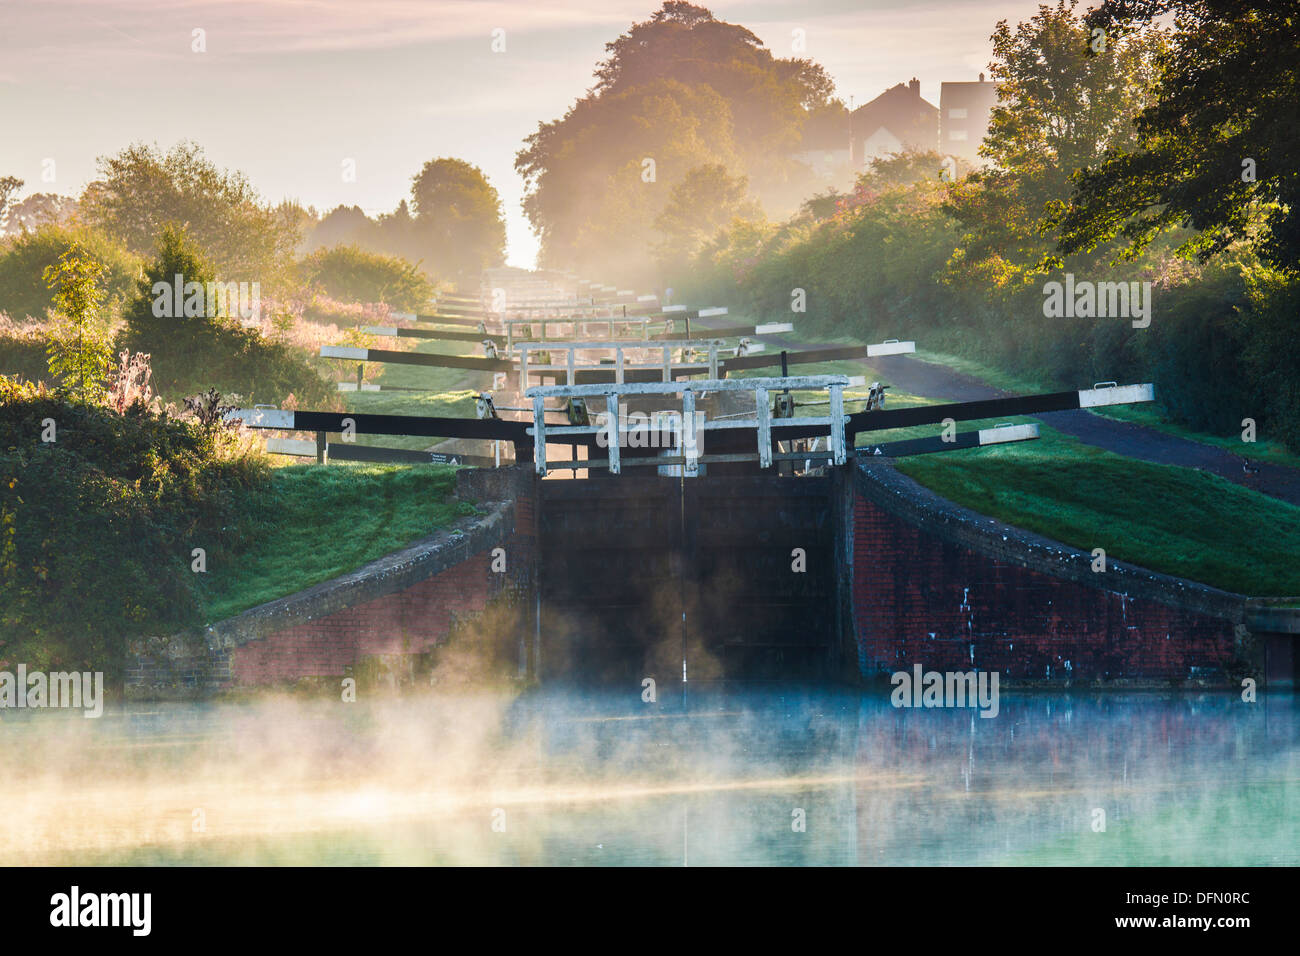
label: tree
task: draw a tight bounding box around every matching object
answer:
[0,177,24,232]
[121,225,329,404]
[2,193,75,234]
[515,2,834,280]
[43,244,113,402]
[1055,0,1300,273]
[297,244,434,310]
[409,158,506,281]
[942,0,1167,289]
[80,142,295,285]
[0,223,139,320]
[654,163,760,276]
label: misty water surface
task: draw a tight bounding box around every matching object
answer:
[0,687,1294,866]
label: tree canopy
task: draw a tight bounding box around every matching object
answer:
[515,2,834,282]
[943,0,1167,289]
[409,158,506,280]
[1054,0,1300,273]
[80,142,295,285]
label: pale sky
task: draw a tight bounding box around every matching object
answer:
[0,0,1035,267]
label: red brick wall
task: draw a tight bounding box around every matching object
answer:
[229,554,497,685]
[851,497,1237,683]
[229,489,536,687]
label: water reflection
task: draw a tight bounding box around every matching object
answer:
[0,686,1294,865]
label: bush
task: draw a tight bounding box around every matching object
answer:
[0,224,139,321]
[0,377,268,675]
[0,315,51,383]
[296,244,433,311]
[119,226,330,405]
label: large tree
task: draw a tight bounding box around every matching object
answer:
[0,176,24,232]
[1054,0,1300,273]
[942,0,1166,289]
[409,158,506,281]
[80,142,295,285]
[515,2,834,281]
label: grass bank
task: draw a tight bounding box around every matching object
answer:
[197,463,477,622]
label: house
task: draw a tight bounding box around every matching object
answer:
[849,79,939,166]
[939,73,998,165]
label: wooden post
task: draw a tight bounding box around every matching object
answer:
[532,395,547,476]
[356,363,364,390]
[682,389,699,477]
[829,385,846,465]
[315,431,328,464]
[606,393,621,475]
[755,388,771,468]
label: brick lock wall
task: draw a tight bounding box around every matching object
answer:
[228,490,536,687]
[851,497,1238,683]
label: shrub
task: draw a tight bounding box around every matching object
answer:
[0,223,139,321]
[0,376,268,676]
[296,244,433,311]
[119,226,330,405]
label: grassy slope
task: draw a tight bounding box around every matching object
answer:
[746,357,1300,594]
[723,323,1300,595]
[197,463,477,622]
[893,423,1300,597]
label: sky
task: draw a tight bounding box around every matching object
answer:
[0,0,1035,267]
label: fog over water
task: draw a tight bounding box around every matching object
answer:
[1,687,1294,865]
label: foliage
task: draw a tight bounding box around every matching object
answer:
[515,2,834,282]
[653,163,760,274]
[104,349,155,415]
[80,141,295,287]
[43,244,114,402]
[0,176,21,229]
[0,376,268,675]
[119,225,330,405]
[943,0,1168,291]
[0,223,140,321]
[409,158,507,279]
[296,244,434,311]
[1056,0,1300,273]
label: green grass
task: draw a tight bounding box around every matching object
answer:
[197,463,477,622]
[893,426,1300,596]
[331,336,486,450]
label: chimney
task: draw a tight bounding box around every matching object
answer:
[909,77,920,97]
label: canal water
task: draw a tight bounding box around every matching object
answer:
[1,687,1294,866]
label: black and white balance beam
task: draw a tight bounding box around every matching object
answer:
[858,423,1040,457]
